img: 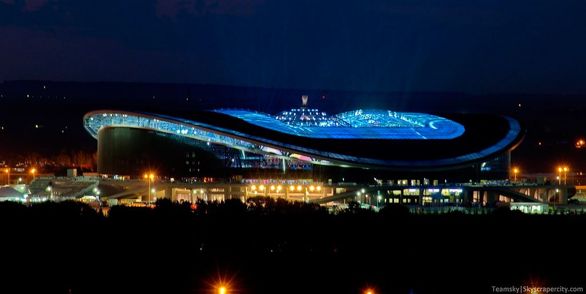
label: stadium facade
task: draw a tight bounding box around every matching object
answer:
[84,98,524,181]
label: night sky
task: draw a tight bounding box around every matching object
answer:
[1,0,586,94]
[1,1,586,173]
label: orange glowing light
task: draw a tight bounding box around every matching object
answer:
[209,274,236,294]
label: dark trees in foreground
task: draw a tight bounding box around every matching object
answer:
[0,199,584,294]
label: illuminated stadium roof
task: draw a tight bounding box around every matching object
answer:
[273,95,345,127]
[84,108,523,170]
[215,109,465,140]
[275,108,347,127]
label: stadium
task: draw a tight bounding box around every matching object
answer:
[83,97,524,181]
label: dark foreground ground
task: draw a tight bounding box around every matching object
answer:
[1,199,584,294]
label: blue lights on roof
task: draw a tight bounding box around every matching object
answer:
[83,109,521,169]
[275,108,348,127]
[215,109,465,139]
[84,111,258,153]
[336,109,424,128]
[83,111,334,166]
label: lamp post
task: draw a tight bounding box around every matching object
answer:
[46,186,53,201]
[30,168,37,183]
[259,184,266,197]
[143,172,155,203]
[93,187,101,205]
[512,167,519,182]
[4,168,9,185]
[557,166,569,185]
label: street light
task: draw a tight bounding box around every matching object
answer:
[93,187,101,201]
[46,186,53,200]
[512,167,519,182]
[218,286,227,294]
[4,168,9,185]
[143,172,155,203]
[30,168,37,182]
[576,138,585,149]
[557,166,569,185]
